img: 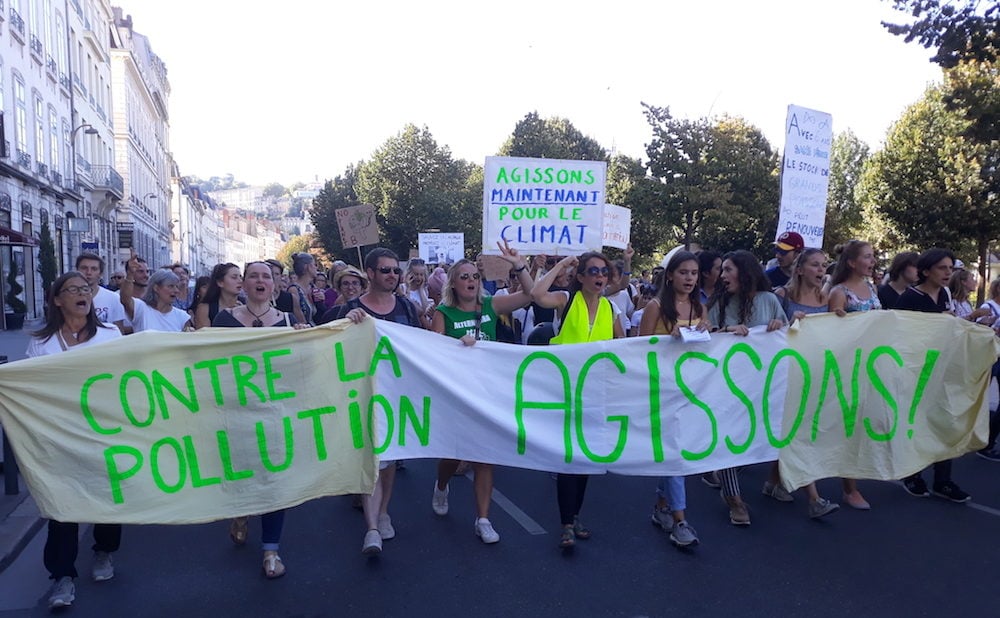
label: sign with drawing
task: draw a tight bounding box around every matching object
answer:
[335,204,380,249]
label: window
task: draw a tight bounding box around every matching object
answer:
[13,74,27,152]
[62,121,71,179]
[49,107,58,173]
[55,14,66,74]
[34,94,44,166]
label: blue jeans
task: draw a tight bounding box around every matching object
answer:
[656,476,686,512]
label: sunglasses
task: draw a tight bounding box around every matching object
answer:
[110,275,124,280]
[585,266,609,277]
[376,267,402,275]
[459,272,481,281]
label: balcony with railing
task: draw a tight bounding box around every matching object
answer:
[46,55,57,79]
[90,165,124,200]
[29,35,42,61]
[36,161,47,179]
[9,8,24,41]
[51,170,62,188]
[16,149,31,168]
[59,72,70,92]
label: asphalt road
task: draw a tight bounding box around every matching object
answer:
[1,453,998,617]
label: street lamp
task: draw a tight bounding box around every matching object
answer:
[70,123,99,141]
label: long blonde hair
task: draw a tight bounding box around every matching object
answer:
[783,248,827,304]
[441,259,485,308]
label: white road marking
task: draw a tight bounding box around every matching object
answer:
[464,470,548,535]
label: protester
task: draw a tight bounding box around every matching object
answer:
[264,259,294,313]
[697,250,722,304]
[27,271,124,609]
[430,241,534,545]
[948,267,990,321]
[119,251,191,333]
[169,263,192,311]
[187,276,211,318]
[531,251,624,548]
[773,248,842,517]
[766,231,805,288]
[877,251,919,309]
[107,270,126,292]
[707,250,787,526]
[74,253,125,329]
[401,258,434,328]
[331,266,367,307]
[320,248,423,555]
[896,248,972,503]
[638,250,705,546]
[286,252,325,325]
[212,261,310,578]
[193,263,243,329]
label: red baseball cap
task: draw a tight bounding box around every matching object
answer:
[775,231,804,251]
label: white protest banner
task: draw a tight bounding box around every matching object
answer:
[0,321,379,524]
[418,232,464,265]
[336,204,380,249]
[481,156,606,255]
[602,204,631,249]
[0,312,994,524]
[776,105,833,248]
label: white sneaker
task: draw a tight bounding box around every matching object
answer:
[362,529,382,555]
[92,551,114,581]
[475,518,500,544]
[377,513,395,540]
[48,576,75,609]
[432,483,449,516]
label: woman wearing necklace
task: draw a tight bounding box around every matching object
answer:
[193,262,243,329]
[638,251,707,547]
[212,261,310,579]
[429,241,533,545]
[531,251,624,549]
[119,250,192,333]
[27,272,123,609]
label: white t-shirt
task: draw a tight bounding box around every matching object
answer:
[93,286,125,325]
[607,288,635,332]
[26,323,122,357]
[131,301,190,332]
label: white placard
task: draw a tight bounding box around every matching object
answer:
[481,156,606,255]
[418,232,464,265]
[335,204,380,249]
[602,204,631,249]
[776,105,833,248]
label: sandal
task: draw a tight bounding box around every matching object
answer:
[572,517,591,540]
[229,517,248,545]
[559,525,575,548]
[262,551,286,579]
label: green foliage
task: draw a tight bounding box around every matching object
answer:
[37,220,58,296]
[262,182,286,200]
[310,165,362,264]
[498,112,608,161]
[276,234,315,269]
[5,257,26,314]
[825,130,871,253]
[355,125,482,259]
[642,104,779,259]
[606,154,669,264]
[883,0,999,68]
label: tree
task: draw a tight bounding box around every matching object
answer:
[605,154,670,263]
[883,0,999,68]
[310,165,362,265]
[37,220,58,298]
[642,104,780,258]
[262,182,286,200]
[824,130,871,253]
[355,125,482,258]
[858,64,1000,294]
[5,256,26,314]
[498,112,608,161]
[276,234,315,270]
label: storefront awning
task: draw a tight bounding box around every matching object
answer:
[0,225,37,247]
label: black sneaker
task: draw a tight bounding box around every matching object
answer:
[932,482,971,503]
[903,476,930,497]
[977,448,1000,462]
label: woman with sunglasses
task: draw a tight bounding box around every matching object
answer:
[532,251,625,548]
[28,272,123,609]
[212,261,310,579]
[429,241,533,544]
[707,250,786,526]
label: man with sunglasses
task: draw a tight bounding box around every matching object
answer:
[766,231,805,288]
[318,247,423,556]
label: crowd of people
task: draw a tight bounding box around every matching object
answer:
[21,230,1000,609]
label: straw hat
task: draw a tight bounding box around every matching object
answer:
[333,265,367,288]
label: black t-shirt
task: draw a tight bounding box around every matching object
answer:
[318,296,421,328]
[877,283,903,310]
[894,286,948,314]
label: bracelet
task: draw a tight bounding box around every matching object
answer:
[513,265,527,273]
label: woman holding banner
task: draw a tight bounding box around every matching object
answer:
[212,261,310,578]
[707,250,786,526]
[638,250,706,547]
[430,242,534,544]
[28,271,124,609]
[531,251,625,548]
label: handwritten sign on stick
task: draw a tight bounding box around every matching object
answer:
[336,204,379,249]
[602,204,631,249]
[776,105,833,248]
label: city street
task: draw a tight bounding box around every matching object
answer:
[1,453,998,617]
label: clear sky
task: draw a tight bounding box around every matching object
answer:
[123,0,943,186]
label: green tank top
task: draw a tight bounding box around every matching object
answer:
[435,296,497,341]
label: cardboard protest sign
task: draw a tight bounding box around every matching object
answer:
[477,255,513,282]
[0,311,994,525]
[481,156,606,255]
[602,204,630,249]
[776,105,833,248]
[336,204,380,249]
[418,232,464,265]
[0,321,378,524]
